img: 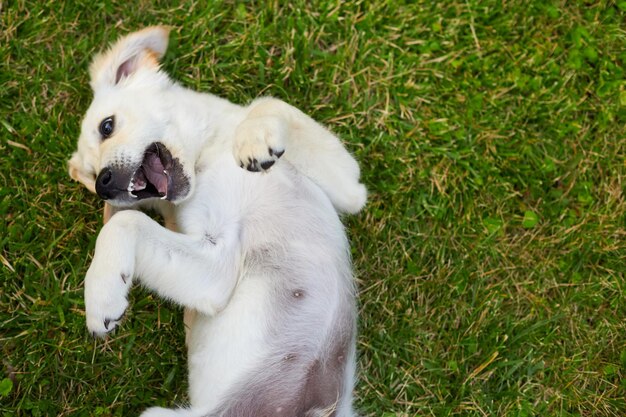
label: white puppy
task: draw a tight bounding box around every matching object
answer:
[68,27,367,417]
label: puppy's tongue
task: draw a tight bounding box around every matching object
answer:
[142,152,168,196]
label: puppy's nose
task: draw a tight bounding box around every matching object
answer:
[96,167,121,200]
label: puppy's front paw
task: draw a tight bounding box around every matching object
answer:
[234,116,286,172]
[85,264,132,337]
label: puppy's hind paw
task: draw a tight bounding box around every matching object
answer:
[234,116,286,172]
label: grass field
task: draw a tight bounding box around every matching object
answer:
[2,1,626,416]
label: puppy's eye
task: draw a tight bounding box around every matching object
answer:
[99,116,115,139]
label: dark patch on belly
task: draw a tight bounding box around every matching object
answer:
[300,332,352,416]
[213,327,353,417]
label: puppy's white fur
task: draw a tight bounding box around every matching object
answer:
[70,27,366,417]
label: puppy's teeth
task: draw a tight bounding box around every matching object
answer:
[128,180,137,197]
[161,170,168,199]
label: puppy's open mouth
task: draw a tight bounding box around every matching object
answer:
[128,142,172,199]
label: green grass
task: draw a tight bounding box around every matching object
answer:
[1,1,626,416]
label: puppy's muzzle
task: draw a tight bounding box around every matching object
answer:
[94,142,188,203]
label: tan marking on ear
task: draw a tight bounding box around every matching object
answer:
[140,49,161,70]
[89,25,172,90]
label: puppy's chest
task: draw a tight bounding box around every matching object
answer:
[172,202,227,237]
[174,161,319,242]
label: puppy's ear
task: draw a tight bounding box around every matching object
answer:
[89,26,171,91]
[68,152,97,194]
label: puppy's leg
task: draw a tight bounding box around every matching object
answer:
[234,97,367,214]
[85,210,240,336]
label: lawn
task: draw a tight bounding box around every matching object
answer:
[1,1,625,416]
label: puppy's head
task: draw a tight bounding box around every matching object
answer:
[69,26,193,207]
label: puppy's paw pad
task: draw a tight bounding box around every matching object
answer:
[260,159,275,170]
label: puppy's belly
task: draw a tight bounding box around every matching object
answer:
[186,275,272,409]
